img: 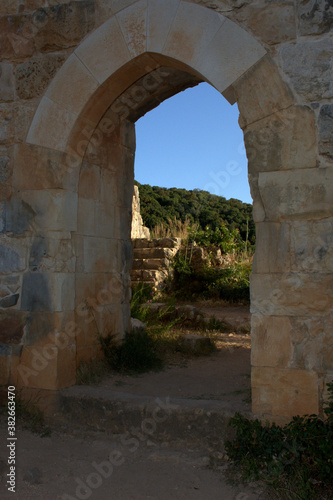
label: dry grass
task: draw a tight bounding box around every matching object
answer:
[151,216,198,239]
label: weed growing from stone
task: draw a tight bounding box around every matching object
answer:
[225,382,333,499]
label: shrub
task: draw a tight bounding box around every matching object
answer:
[225,383,333,499]
[100,331,163,374]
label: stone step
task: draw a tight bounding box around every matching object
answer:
[133,247,177,260]
[132,258,171,271]
[131,269,169,281]
[132,238,181,250]
[49,386,250,450]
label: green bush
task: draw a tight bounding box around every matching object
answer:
[100,331,163,374]
[170,256,251,303]
[225,382,333,499]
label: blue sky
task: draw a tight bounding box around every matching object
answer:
[134,82,252,204]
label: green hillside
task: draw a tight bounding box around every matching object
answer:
[135,181,255,245]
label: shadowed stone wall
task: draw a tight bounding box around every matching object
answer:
[0,0,332,420]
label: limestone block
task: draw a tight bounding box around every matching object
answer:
[109,0,139,14]
[244,106,317,174]
[133,247,176,260]
[0,293,19,308]
[15,54,66,100]
[318,104,333,160]
[29,236,75,273]
[77,198,115,239]
[163,2,224,68]
[16,344,76,390]
[76,344,103,366]
[251,315,293,369]
[33,1,95,53]
[21,272,75,312]
[0,154,12,183]
[252,367,319,416]
[14,100,37,143]
[289,315,333,372]
[13,144,79,191]
[3,194,35,236]
[250,273,333,317]
[298,0,333,35]
[133,238,152,249]
[20,189,78,232]
[233,3,296,45]
[0,274,21,301]
[147,0,180,53]
[74,272,124,309]
[0,236,27,274]
[0,346,10,386]
[78,163,101,200]
[0,15,35,59]
[234,56,294,128]
[117,0,147,57]
[24,311,76,347]
[253,222,291,274]
[280,38,333,101]
[0,104,15,144]
[258,168,333,221]
[27,96,77,152]
[291,219,333,273]
[0,1,21,15]
[194,16,266,93]
[0,310,26,344]
[45,53,99,116]
[0,63,15,102]
[74,236,119,273]
[152,238,181,249]
[75,15,131,85]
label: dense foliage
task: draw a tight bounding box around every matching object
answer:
[135,181,255,245]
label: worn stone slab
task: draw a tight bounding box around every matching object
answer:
[75,15,131,85]
[250,272,333,317]
[0,63,15,102]
[253,222,291,274]
[251,315,293,369]
[21,189,78,232]
[163,2,224,68]
[244,106,317,174]
[258,168,333,221]
[252,367,319,416]
[280,38,333,101]
[13,143,79,191]
[21,272,75,312]
[297,0,333,36]
[117,0,147,58]
[290,219,333,273]
[318,104,333,160]
[234,55,294,128]
[15,54,67,100]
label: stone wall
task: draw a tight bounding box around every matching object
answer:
[0,0,332,419]
[131,185,150,239]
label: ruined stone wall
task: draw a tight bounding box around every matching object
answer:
[0,0,331,419]
[131,185,150,239]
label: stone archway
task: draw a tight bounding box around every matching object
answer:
[1,0,332,420]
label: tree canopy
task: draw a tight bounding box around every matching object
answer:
[135,181,255,244]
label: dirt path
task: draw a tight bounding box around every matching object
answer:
[1,302,257,500]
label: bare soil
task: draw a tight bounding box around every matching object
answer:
[0,302,261,500]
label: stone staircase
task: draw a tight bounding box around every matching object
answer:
[131,238,181,291]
